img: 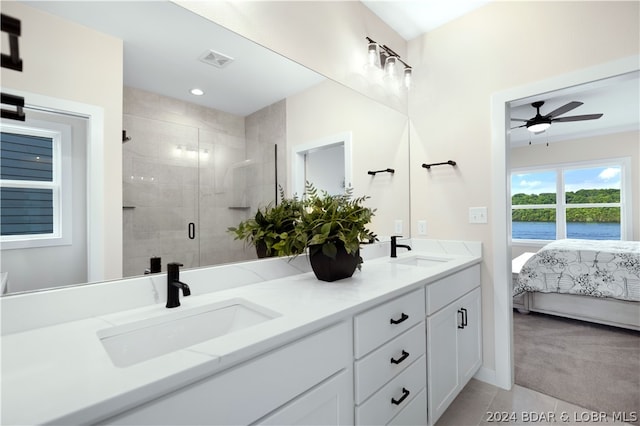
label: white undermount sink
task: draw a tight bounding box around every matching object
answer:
[97,298,280,367]
[392,255,452,268]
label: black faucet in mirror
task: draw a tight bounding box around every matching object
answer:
[144,256,162,274]
[166,262,191,308]
[390,236,412,258]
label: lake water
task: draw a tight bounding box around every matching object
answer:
[512,222,620,240]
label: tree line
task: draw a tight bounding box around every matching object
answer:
[512,188,620,223]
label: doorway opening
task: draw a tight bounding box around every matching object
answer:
[291,132,352,197]
[490,55,639,390]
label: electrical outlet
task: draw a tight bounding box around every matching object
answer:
[417,220,427,235]
[394,220,403,234]
[469,207,488,224]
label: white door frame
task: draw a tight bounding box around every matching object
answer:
[489,55,639,390]
[4,89,106,283]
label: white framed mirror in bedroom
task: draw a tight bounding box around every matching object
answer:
[490,55,640,390]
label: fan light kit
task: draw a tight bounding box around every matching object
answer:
[527,121,551,133]
[512,100,603,134]
[366,36,412,89]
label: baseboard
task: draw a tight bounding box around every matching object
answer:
[473,366,505,389]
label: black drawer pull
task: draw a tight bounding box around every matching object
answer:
[188,222,195,240]
[461,307,468,327]
[390,313,409,325]
[391,387,410,405]
[390,350,410,365]
[457,309,464,329]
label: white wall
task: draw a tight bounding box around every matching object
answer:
[0,2,123,282]
[287,80,410,238]
[305,145,346,195]
[408,1,639,380]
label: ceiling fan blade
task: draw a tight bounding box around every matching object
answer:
[553,113,603,122]
[544,101,583,118]
[510,118,528,122]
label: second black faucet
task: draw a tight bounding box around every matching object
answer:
[390,236,412,258]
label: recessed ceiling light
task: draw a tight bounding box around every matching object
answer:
[190,88,204,96]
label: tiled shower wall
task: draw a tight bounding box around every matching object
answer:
[122,87,285,277]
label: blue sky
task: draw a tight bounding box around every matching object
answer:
[511,166,621,195]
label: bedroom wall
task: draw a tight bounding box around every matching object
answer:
[510,130,640,258]
[407,1,639,380]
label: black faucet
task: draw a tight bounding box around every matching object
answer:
[144,256,162,274]
[390,236,412,258]
[166,262,191,308]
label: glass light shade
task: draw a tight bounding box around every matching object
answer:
[403,67,412,89]
[527,122,551,133]
[367,42,380,67]
[384,56,397,77]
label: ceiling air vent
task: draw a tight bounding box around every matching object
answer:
[199,49,234,69]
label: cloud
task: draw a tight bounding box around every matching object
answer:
[518,179,542,189]
[598,167,620,181]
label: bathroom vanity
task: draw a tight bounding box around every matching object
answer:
[0,239,481,425]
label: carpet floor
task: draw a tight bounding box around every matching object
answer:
[514,311,640,425]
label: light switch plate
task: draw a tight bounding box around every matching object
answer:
[417,220,427,235]
[394,220,403,234]
[469,207,488,224]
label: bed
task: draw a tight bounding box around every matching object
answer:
[513,239,640,330]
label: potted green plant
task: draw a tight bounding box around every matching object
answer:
[289,182,377,282]
[228,189,304,258]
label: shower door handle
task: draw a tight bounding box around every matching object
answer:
[188,222,195,240]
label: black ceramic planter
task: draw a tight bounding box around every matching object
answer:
[255,241,274,258]
[309,243,360,282]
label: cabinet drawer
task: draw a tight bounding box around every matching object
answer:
[356,354,426,426]
[387,387,427,426]
[354,322,425,404]
[103,321,351,425]
[425,264,480,315]
[354,288,425,358]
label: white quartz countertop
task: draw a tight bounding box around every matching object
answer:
[1,244,480,425]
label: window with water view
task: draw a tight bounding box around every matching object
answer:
[511,161,626,241]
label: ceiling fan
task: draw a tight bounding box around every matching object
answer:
[511,100,603,133]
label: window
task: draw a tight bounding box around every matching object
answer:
[511,159,631,242]
[1,121,71,248]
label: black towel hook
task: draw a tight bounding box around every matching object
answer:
[368,168,395,176]
[422,160,456,170]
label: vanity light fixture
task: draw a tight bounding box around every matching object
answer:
[190,88,204,96]
[365,36,413,89]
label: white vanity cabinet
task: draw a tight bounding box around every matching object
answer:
[425,265,482,425]
[353,288,428,426]
[101,321,353,426]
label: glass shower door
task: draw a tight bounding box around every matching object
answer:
[122,115,200,276]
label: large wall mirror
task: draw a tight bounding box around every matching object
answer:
[1,1,410,294]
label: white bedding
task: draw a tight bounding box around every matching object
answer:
[514,239,640,302]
